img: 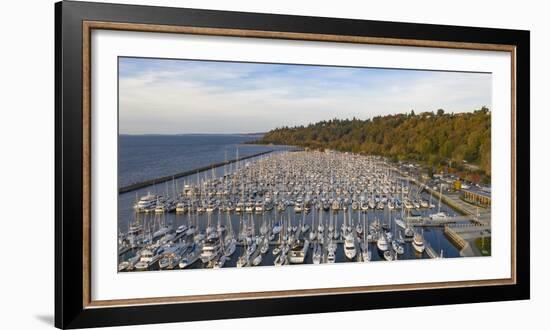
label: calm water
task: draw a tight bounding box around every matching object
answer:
[118,135,464,268]
[118,134,293,188]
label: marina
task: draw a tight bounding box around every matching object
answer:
[118,149,490,272]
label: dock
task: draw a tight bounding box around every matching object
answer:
[405,215,488,227]
[444,224,490,257]
[392,165,491,254]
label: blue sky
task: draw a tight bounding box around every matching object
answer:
[119,57,491,134]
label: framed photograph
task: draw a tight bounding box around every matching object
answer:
[55,1,530,328]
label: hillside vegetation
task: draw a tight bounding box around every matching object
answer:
[252,108,491,176]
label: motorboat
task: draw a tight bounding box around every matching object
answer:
[134,193,162,212]
[383,250,394,261]
[404,226,415,240]
[392,240,404,254]
[289,240,309,264]
[377,232,389,252]
[236,254,249,268]
[134,248,157,271]
[412,232,426,253]
[175,224,188,235]
[344,235,357,260]
[327,250,336,263]
[200,238,221,263]
[118,261,131,272]
[255,201,264,213]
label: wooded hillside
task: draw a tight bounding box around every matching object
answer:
[252,108,491,175]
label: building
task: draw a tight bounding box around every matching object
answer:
[453,180,462,191]
[462,188,491,207]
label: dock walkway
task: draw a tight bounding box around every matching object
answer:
[406,216,467,227]
[392,165,491,256]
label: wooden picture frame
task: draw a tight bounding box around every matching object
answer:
[55,1,530,328]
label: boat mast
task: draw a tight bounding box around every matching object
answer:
[438,183,442,213]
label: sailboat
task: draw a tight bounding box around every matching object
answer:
[403,207,415,240]
[392,240,404,255]
[274,243,288,266]
[343,211,357,260]
[179,242,201,269]
[360,217,371,262]
[301,211,310,233]
[429,191,436,209]
[355,211,363,236]
[309,209,317,241]
[252,253,262,266]
[237,238,249,267]
[214,254,227,269]
[397,230,405,244]
[223,213,237,256]
[389,210,404,255]
[430,184,448,220]
[312,242,322,264]
[395,218,406,229]
[260,237,269,254]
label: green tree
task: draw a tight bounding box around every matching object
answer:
[251,107,491,177]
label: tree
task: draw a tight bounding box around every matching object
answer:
[251,107,491,178]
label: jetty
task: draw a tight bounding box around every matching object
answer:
[119,150,275,193]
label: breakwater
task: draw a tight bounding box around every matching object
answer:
[119,150,274,193]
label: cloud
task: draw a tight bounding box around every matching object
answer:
[119,58,491,134]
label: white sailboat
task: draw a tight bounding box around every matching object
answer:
[430,184,448,220]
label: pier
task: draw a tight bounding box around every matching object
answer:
[407,216,463,226]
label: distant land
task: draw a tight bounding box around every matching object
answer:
[119,132,267,136]
[250,108,491,179]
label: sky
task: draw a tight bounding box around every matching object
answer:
[119,57,491,134]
